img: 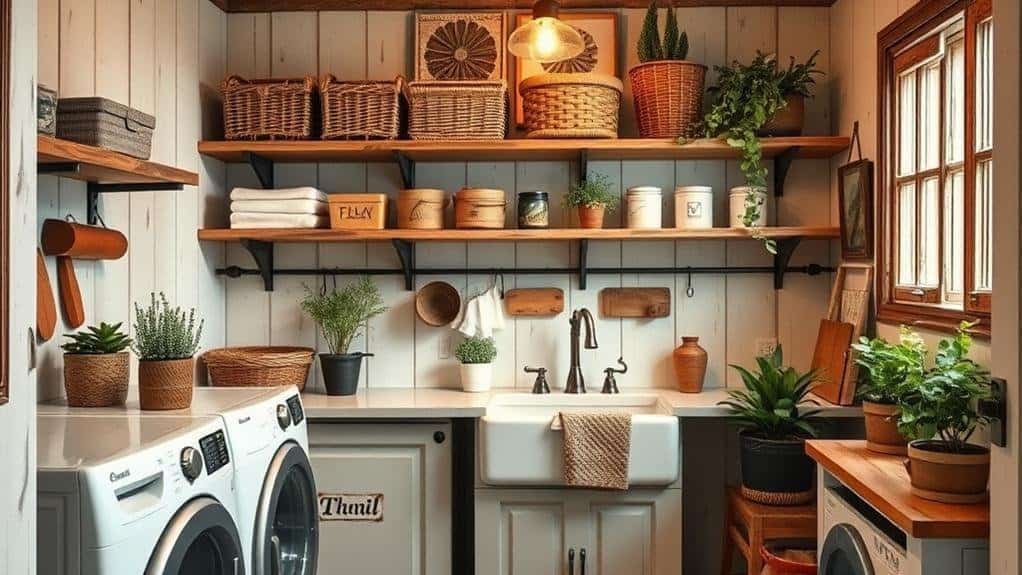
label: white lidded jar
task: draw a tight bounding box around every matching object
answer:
[626,186,663,229]
[729,186,768,228]
[674,186,714,229]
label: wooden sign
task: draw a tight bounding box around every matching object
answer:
[319,492,384,522]
[599,287,671,318]
[505,288,564,316]
[328,194,387,230]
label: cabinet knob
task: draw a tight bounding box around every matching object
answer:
[579,548,586,575]
[568,548,575,575]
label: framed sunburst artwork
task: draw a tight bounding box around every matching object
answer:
[415,12,506,82]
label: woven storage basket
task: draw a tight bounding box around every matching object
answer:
[520,73,623,139]
[321,75,403,140]
[222,75,317,140]
[629,61,707,139]
[138,358,194,410]
[407,81,507,140]
[204,346,314,392]
[63,352,129,407]
[57,97,156,159]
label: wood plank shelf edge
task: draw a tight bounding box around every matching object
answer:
[38,135,199,186]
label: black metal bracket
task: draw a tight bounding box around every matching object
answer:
[772,237,801,289]
[392,239,416,290]
[394,151,415,189]
[773,146,801,197]
[245,152,275,189]
[37,162,82,176]
[241,239,275,291]
[84,182,184,225]
[577,149,589,187]
[577,239,589,290]
[981,377,1008,447]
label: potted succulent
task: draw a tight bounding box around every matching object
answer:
[629,1,706,139]
[133,293,203,410]
[301,276,387,396]
[898,323,992,503]
[61,322,132,407]
[850,327,926,455]
[455,336,497,393]
[566,173,618,229]
[719,346,821,505]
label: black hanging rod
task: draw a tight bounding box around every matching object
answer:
[219,264,832,278]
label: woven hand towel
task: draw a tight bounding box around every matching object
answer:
[230,186,328,202]
[560,411,632,490]
[230,212,328,229]
[230,199,328,215]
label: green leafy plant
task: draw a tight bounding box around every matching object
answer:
[718,345,821,440]
[300,276,387,355]
[777,50,823,98]
[897,322,992,452]
[637,1,688,62]
[455,336,497,364]
[565,173,619,211]
[132,292,204,361]
[851,326,926,404]
[61,322,132,354]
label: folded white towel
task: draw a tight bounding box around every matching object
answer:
[231,199,328,215]
[230,212,329,229]
[230,186,328,202]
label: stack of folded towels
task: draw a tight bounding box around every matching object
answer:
[230,186,329,229]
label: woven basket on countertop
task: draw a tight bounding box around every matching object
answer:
[139,358,195,410]
[407,80,507,140]
[222,75,317,140]
[519,73,623,139]
[63,352,129,407]
[321,75,403,140]
[57,97,156,159]
[629,60,707,139]
[203,346,314,392]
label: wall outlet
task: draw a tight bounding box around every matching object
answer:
[755,338,778,357]
[438,335,453,360]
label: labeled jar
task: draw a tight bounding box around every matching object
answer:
[729,186,768,228]
[674,186,714,229]
[517,191,549,229]
[626,186,663,229]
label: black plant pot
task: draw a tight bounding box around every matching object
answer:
[320,353,373,396]
[739,431,815,505]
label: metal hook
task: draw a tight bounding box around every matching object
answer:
[686,268,695,298]
[491,271,505,299]
[65,213,77,223]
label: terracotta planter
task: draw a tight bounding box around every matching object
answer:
[759,94,805,137]
[672,336,707,393]
[906,440,990,503]
[862,401,908,455]
[577,205,606,229]
[62,352,129,407]
[138,357,195,410]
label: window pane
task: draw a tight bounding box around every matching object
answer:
[899,72,917,177]
[976,18,993,152]
[944,170,965,300]
[946,36,965,164]
[975,159,993,291]
[898,182,917,285]
[919,177,940,287]
[919,63,941,171]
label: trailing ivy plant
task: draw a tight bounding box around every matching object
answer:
[132,292,204,361]
[637,1,689,63]
[62,322,132,355]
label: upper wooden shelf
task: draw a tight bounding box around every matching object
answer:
[215,1,836,14]
[38,135,199,186]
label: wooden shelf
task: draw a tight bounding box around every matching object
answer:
[39,135,199,186]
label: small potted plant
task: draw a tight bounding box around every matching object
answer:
[566,173,618,229]
[455,336,497,393]
[719,346,821,505]
[133,293,203,410]
[760,50,822,136]
[899,323,992,503]
[61,322,132,407]
[851,327,926,455]
[301,276,387,396]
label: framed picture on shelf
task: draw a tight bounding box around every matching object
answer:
[838,159,874,261]
[513,11,618,126]
[415,12,506,82]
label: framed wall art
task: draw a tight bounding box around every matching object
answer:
[415,12,506,82]
[838,125,874,261]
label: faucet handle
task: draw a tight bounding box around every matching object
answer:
[601,358,627,394]
[525,366,550,394]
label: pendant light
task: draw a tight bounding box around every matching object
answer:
[508,0,586,64]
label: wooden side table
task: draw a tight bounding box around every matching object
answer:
[720,487,817,574]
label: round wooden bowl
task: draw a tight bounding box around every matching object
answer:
[416,281,462,327]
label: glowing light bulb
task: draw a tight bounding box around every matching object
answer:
[533,19,559,60]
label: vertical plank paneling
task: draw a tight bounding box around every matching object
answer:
[271,12,318,77]
[175,0,200,315]
[227,13,271,78]
[366,11,410,80]
[59,0,96,97]
[319,11,366,78]
[153,0,179,303]
[38,0,59,89]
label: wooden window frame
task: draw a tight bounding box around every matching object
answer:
[877,0,992,337]
[0,0,9,406]
[963,0,993,314]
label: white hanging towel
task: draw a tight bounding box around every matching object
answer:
[230,199,328,215]
[456,295,486,338]
[230,212,329,229]
[230,186,329,202]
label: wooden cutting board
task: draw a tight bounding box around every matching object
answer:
[810,319,856,404]
[36,249,57,342]
[599,288,671,318]
[504,288,564,316]
[56,256,85,329]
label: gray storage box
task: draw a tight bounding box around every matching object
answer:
[56,97,155,159]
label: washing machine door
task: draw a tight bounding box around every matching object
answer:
[819,523,875,575]
[254,441,319,575]
[145,497,245,575]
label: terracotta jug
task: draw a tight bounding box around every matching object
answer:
[673,336,707,393]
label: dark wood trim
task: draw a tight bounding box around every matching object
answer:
[963,0,993,315]
[216,0,835,13]
[0,0,10,406]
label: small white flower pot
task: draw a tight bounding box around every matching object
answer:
[460,363,492,393]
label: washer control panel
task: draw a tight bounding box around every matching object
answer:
[287,394,305,425]
[199,430,230,475]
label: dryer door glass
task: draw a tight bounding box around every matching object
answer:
[819,523,874,575]
[146,497,244,575]
[256,442,318,575]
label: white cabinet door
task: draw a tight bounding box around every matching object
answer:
[475,489,581,575]
[309,423,452,575]
[573,490,683,575]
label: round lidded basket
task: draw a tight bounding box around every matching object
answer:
[628,60,707,139]
[519,73,623,139]
[397,188,448,230]
[455,188,507,229]
[203,346,314,392]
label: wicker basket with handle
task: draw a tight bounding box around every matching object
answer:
[628,61,707,139]
[222,75,317,140]
[406,80,507,140]
[203,346,314,392]
[519,73,623,139]
[321,75,403,140]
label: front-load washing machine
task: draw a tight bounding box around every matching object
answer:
[37,414,245,575]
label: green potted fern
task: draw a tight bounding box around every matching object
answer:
[629,0,706,138]
[133,292,204,410]
[61,322,132,407]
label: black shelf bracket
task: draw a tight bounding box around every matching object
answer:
[772,237,802,289]
[38,162,82,176]
[395,151,415,189]
[577,149,589,187]
[245,152,275,189]
[392,239,416,290]
[577,239,589,290]
[241,239,275,291]
[85,182,184,225]
[773,146,801,197]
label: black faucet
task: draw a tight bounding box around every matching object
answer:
[566,308,598,393]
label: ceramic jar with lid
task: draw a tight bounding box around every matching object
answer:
[729,186,768,228]
[517,191,549,229]
[626,186,663,229]
[674,186,714,229]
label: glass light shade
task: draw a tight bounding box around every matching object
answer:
[508,16,585,64]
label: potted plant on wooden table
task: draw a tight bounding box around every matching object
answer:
[133,293,203,410]
[301,276,387,396]
[61,322,132,407]
[719,345,821,505]
[456,336,497,393]
[566,173,618,229]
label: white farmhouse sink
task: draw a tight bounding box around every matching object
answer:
[478,393,680,487]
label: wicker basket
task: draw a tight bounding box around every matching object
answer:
[63,352,129,407]
[138,358,194,410]
[222,75,317,140]
[321,75,403,140]
[629,61,707,139]
[203,346,314,392]
[407,81,507,141]
[57,97,156,159]
[520,73,623,139]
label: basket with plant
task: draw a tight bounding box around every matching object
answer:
[61,322,133,407]
[455,336,498,393]
[133,292,204,410]
[565,173,619,229]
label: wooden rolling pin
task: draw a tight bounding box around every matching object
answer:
[36,249,57,341]
[40,219,128,260]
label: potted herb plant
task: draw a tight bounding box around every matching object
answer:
[851,327,926,455]
[566,173,618,229]
[300,276,387,396]
[456,336,497,393]
[719,346,821,505]
[133,293,203,410]
[629,1,707,139]
[761,51,822,136]
[61,322,132,407]
[899,323,992,503]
